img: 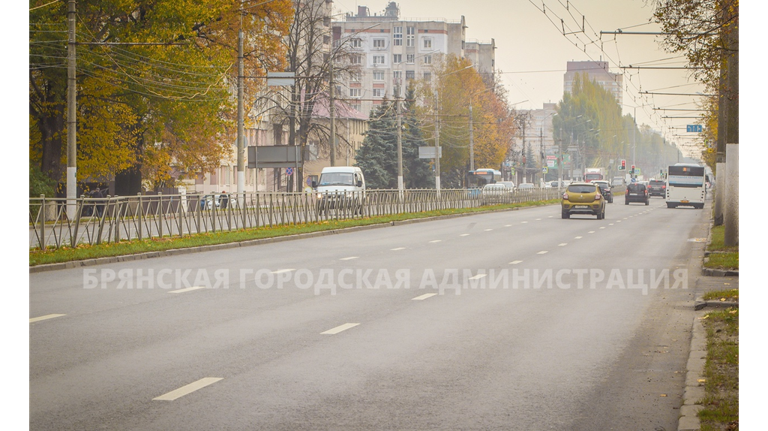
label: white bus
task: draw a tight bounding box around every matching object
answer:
[666,163,706,209]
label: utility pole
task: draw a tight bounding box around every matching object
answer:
[469,103,474,172]
[434,89,440,194]
[396,88,403,193]
[329,64,336,167]
[236,2,245,195]
[66,0,77,220]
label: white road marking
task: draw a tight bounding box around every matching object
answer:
[321,323,360,335]
[509,260,523,265]
[272,269,295,274]
[484,228,493,231]
[391,247,406,251]
[468,274,487,280]
[504,224,512,227]
[153,377,223,401]
[575,236,583,239]
[340,256,358,261]
[535,218,542,221]
[429,240,442,243]
[609,223,614,226]
[29,314,65,323]
[169,286,206,294]
[521,221,528,224]
[558,243,567,247]
[412,293,437,301]
[460,234,470,237]
[588,231,595,234]
[537,251,548,255]
[599,227,606,229]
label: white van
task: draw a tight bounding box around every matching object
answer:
[312,166,366,214]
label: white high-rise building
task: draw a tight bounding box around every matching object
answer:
[333,2,495,116]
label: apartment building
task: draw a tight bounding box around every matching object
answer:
[563,61,623,108]
[333,2,494,117]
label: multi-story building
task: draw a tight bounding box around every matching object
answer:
[563,61,623,108]
[333,2,494,117]
[513,103,558,184]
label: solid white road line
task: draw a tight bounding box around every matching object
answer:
[168,286,206,294]
[153,377,223,401]
[412,293,437,301]
[29,314,66,323]
[321,323,360,335]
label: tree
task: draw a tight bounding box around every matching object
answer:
[29,0,293,193]
[354,101,398,189]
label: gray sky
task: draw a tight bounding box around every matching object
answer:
[332,0,713,157]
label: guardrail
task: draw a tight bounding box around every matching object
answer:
[29,188,561,250]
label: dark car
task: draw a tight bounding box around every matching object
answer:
[592,180,613,203]
[625,182,649,205]
[648,180,666,197]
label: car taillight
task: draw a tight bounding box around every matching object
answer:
[595,194,602,200]
[563,193,569,200]
[662,185,666,189]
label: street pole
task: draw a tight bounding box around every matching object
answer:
[329,64,336,167]
[396,90,403,194]
[469,103,474,172]
[434,89,440,194]
[237,3,246,195]
[66,0,77,220]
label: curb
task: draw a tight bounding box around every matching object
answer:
[693,298,739,311]
[678,312,707,431]
[30,204,543,273]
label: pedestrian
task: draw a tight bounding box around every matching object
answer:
[220,190,229,209]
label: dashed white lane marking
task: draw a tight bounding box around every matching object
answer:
[153,377,223,401]
[468,274,487,280]
[588,231,595,234]
[509,260,523,265]
[169,286,206,294]
[484,229,493,231]
[599,227,606,229]
[535,218,542,221]
[558,243,567,247]
[412,293,437,301]
[29,314,66,323]
[504,224,512,227]
[340,256,358,261]
[391,247,406,251]
[459,234,470,237]
[321,323,360,335]
[429,240,442,243]
[575,236,583,239]
[521,221,528,224]
[272,269,295,274]
[537,251,548,255]
[609,223,614,226]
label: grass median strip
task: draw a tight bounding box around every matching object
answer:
[30,199,559,267]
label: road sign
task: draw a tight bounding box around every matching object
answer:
[686,124,703,133]
[267,72,295,86]
[542,167,548,174]
[286,167,293,175]
[418,146,442,159]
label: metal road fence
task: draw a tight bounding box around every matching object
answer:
[29,188,561,250]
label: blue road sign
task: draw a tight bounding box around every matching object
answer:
[686,124,703,133]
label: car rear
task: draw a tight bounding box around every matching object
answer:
[561,183,605,219]
[648,180,666,197]
[625,183,649,205]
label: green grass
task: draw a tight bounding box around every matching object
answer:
[705,225,738,270]
[30,199,559,266]
[698,306,739,431]
[702,289,739,302]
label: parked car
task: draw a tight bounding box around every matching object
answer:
[591,180,613,203]
[497,181,516,191]
[648,180,666,197]
[561,182,606,219]
[481,183,509,205]
[517,183,535,192]
[625,182,649,205]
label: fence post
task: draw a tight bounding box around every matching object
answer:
[158,193,164,238]
[113,196,121,243]
[39,194,46,251]
[137,193,143,240]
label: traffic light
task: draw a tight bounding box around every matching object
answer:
[630,165,635,175]
[620,159,626,170]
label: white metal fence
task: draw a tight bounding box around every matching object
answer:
[29,188,561,250]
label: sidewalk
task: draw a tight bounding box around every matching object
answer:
[677,203,738,431]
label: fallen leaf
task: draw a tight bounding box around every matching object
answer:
[698,378,706,383]
[660,394,667,397]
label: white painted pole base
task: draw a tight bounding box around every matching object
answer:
[67,167,76,220]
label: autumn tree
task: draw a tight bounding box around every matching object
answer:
[29,0,293,193]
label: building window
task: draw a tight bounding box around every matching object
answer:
[393,70,402,82]
[373,71,384,81]
[373,55,385,65]
[351,71,361,82]
[350,88,361,97]
[393,26,402,46]
[373,88,384,98]
[424,55,432,65]
[393,54,402,64]
[373,38,385,49]
[406,54,415,64]
[423,38,432,49]
[406,26,415,47]
[423,72,432,81]
[406,70,415,80]
[351,54,362,65]
[351,38,362,48]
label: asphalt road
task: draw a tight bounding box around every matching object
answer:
[30,196,709,430]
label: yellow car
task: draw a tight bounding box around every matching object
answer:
[561,182,606,219]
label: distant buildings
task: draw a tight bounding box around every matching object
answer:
[563,61,623,108]
[332,2,495,117]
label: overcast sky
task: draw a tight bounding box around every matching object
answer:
[331,0,745,158]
